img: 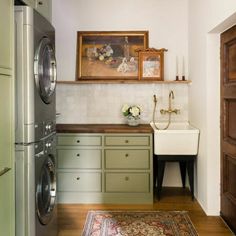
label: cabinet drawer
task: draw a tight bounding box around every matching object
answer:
[57,149,102,169]
[105,173,149,192]
[105,136,150,146]
[57,135,102,146]
[105,150,150,169]
[58,172,101,192]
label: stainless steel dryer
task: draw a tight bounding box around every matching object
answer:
[35,134,57,236]
[15,5,57,144]
[34,10,57,138]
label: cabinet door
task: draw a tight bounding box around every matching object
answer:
[0,74,14,236]
[0,0,12,71]
[35,0,51,21]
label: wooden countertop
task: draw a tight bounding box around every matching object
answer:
[56,124,153,133]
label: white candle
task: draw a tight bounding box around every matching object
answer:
[176,56,179,76]
[182,56,185,76]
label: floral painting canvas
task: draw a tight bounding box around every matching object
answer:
[76,31,149,80]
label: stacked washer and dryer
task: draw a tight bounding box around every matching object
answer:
[15,6,57,236]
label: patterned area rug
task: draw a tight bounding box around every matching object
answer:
[82,211,198,236]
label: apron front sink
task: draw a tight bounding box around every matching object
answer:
[150,122,200,155]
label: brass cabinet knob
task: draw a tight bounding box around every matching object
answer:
[125,153,129,157]
[125,176,129,181]
[125,140,129,143]
[77,140,80,143]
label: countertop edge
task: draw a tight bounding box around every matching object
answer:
[56,124,153,134]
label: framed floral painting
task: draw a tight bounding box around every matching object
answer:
[137,48,167,81]
[76,31,149,81]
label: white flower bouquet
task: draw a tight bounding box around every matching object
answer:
[122,104,141,119]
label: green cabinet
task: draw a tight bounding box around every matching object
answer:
[0,75,14,236]
[105,173,150,193]
[105,135,150,146]
[57,133,153,204]
[105,149,150,169]
[0,0,12,73]
[58,172,102,192]
[57,135,102,146]
[0,0,14,235]
[57,149,102,169]
[57,134,103,203]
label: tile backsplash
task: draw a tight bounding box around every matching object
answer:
[56,83,189,124]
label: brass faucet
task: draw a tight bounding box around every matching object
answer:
[160,90,180,115]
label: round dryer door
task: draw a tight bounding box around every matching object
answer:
[36,156,56,225]
[34,37,57,104]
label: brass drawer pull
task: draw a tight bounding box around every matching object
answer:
[125,176,129,181]
[125,140,129,143]
[0,167,11,177]
[76,177,80,180]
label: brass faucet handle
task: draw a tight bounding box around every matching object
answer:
[160,109,166,114]
[173,109,180,114]
[160,108,180,114]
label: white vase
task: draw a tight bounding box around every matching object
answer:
[127,116,140,126]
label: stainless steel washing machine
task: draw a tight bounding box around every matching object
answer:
[35,133,57,236]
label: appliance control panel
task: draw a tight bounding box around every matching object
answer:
[44,120,56,136]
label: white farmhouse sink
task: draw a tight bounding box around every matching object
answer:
[150,122,200,155]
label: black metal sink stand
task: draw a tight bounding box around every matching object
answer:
[154,155,196,200]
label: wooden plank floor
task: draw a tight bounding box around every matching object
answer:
[58,187,234,236]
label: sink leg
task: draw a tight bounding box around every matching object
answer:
[157,160,166,200]
[179,161,186,188]
[153,155,157,188]
[187,160,194,200]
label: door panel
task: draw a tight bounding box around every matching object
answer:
[221,24,236,234]
[0,0,11,69]
[227,40,236,81]
[222,154,236,198]
[0,75,14,235]
[227,100,236,141]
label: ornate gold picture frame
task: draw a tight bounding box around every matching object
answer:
[76,31,149,81]
[137,48,167,81]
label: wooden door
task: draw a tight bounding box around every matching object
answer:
[221,25,236,234]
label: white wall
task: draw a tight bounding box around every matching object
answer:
[188,0,236,215]
[52,0,189,187]
[52,0,188,83]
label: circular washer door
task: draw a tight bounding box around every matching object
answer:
[36,156,56,225]
[34,37,57,104]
